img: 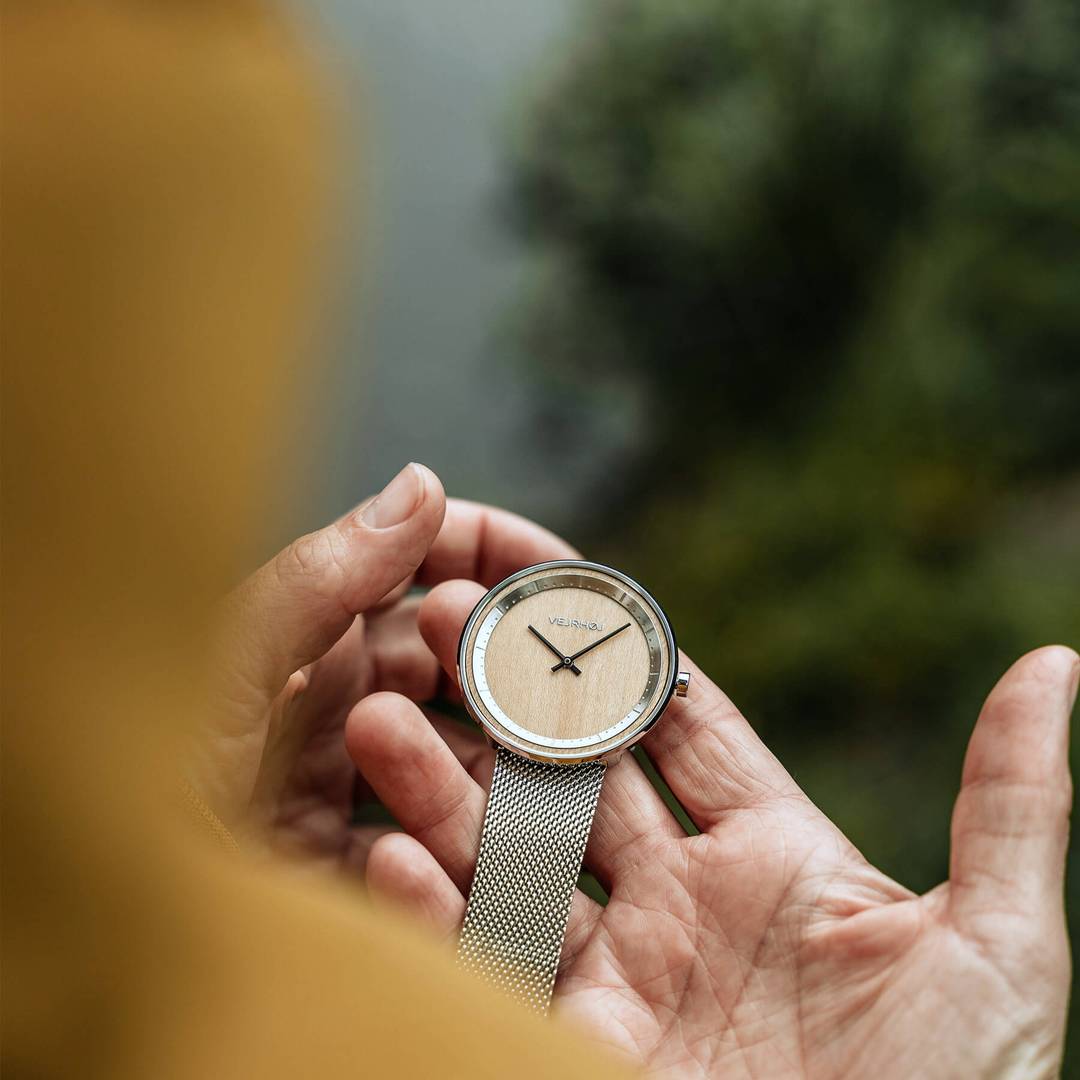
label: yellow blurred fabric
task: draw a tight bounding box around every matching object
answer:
[0,4,629,1076]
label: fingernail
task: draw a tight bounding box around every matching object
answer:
[360,463,424,528]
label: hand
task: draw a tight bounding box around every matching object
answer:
[191,463,579,873]
[346,578,1077,1079]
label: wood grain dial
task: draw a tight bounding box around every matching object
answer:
[459,562,677,763]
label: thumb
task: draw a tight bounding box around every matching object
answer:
[948,645,1078,938]
[219,463,446,713]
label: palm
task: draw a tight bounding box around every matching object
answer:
[562,813,874,1071]
[348,582,1074,1079]
[562,815,972,1076]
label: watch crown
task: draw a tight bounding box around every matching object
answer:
[674,671,691,697]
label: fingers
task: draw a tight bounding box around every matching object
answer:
[346,692,603,957]
[365,833,608,972]
[949,646,1078,935]
[346,691,488,892]
[417,498,580,588]
[367,832,464,939]
[418,582,683,883]
[426,712,496,790]
[369,497,578,617]
[363,596,447,701]
[284,595,455,753]
[641,656,809,832]
[219,463,446,712]
[416,579,486,679]
[429,709,682,887]
[420,580,807,840]
[340,824,398,878]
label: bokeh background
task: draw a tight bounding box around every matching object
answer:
[303,0,1079,1066]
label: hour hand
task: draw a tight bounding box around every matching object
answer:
[528,624,581,675]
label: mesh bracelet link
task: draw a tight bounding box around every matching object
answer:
[456,747,606,1014]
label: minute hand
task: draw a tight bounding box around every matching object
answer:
[551,622,632,672]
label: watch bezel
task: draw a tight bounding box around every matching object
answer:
[456,559,678,765]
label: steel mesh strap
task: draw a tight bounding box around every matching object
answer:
[457,747,606,1014]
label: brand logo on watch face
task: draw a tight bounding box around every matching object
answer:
[549,616,605,631]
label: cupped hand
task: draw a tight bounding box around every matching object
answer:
[191,463,578,872]
[346,577,1077,1078]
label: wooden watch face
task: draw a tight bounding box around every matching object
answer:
[459,562,676,763]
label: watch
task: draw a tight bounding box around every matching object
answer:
[456,559,690,1013]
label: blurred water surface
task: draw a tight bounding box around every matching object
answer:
[305,0,636,533]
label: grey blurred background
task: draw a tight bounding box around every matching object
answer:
[306,0,624,529]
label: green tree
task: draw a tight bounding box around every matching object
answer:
[509,0,1080,1065]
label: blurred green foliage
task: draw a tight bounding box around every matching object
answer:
[508,0,1080,1065]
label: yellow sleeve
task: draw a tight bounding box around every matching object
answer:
[0,4,633,1077]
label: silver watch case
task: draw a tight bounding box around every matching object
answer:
[456,559,679,766]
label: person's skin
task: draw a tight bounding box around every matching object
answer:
[195,461,584,873]
[350,604,1077,1078]
[205,462,1076,1077]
